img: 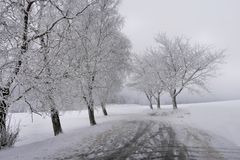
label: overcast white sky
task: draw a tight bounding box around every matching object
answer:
[119,0,240,102]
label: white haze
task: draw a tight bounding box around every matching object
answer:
[119,0,240,103]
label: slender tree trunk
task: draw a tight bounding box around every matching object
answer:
[47,88,64,136]
[156,93,161,109]
[171,89,178,109]
[145,92,153,110]
[0,101,7,134]
[0,87,9,136]
[172,96,177,109]
[13,1,33,78]
[88,105,96,126]
[50,107,62,136]
[48,92,63,136]
[86,76,97,126]
[101,102,108,116]
[86,101,97,126]
[47,94,63,136]
[149,100,153,110]
[0,87,10,148]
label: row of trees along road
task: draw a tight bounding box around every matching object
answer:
[0,0,131,149]
[130,34,225,110]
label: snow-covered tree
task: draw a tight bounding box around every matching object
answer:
[130,54,163,109]
[0,0,97,146]
[148,34,225,109]
[67,0,131,125]
[96,71,123,116]
[96,33,131,116]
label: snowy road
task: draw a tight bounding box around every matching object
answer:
[51,120,240,160]
[68,121,190,160]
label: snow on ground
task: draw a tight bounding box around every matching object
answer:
[178,100,240,146]
[10,104,147,146]
[0,100,240,159]
[6,100,240,147]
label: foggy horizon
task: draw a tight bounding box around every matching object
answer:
[119,0,240,103]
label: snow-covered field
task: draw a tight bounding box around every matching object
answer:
[177,100,240,147]
[1,100,240,159]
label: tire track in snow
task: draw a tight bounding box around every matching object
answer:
[55,120,240,160]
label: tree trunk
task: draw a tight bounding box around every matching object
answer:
[171,89,178,109]
[88,105,96,126]
[101,102,108,116]
[0,104,7,134]
[86,77,97,126]
[172,96,178,109]
[145,92,153,110]
[156,92,161,109]
[0,87,9,136]
[149,99,153,110]
[0,102,7,134]
[157,96,160,109]
[83,88,97,126]
[50,108,62,136]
